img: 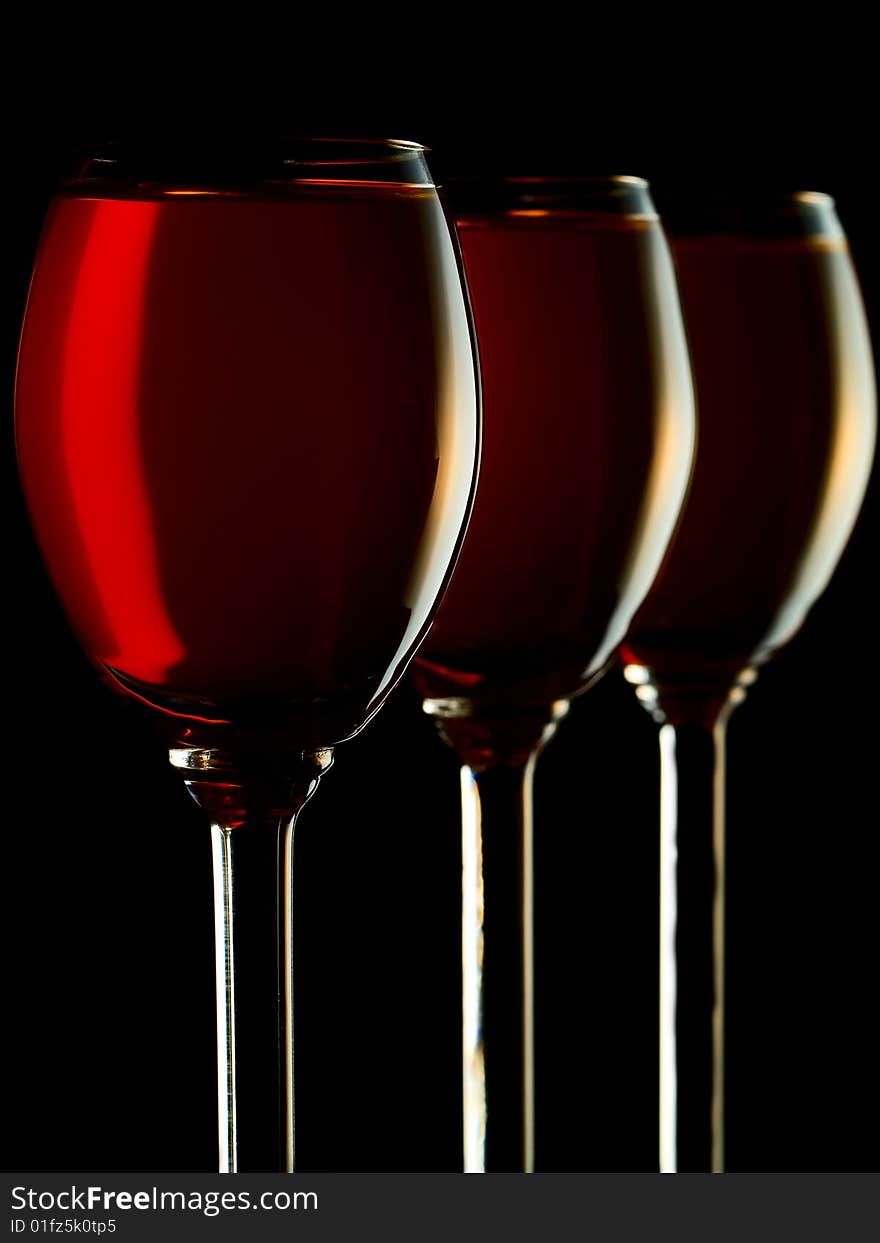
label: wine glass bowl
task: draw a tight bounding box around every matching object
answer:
[16,137,480,762]
[415,177,695,748]
[623,191,876,725]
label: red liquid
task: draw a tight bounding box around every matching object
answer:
[413,209,694,708]
[622,229,875,710]
[16,185,479,749]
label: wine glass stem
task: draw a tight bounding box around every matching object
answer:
[211,815,297,1173]
[461,756,537,1172]
[659,718,727,1172]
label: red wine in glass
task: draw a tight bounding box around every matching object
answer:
[18,180,476,759]
[415,195,694,724]
[412,178,696,1170]
[621,192,876,1172]
[15,139,480,1171]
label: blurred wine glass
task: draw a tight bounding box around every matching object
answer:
[621,189,876,1172]
[412,176,696,1170]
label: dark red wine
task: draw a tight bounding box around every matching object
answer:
[16,184,478,749]
[622,213,875,712]
[414,202,694,709]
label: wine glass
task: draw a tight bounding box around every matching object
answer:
[14,136,481,1172]
[620,190,876,1172]
[410,176,696,1171]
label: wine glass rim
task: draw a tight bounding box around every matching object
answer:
[786,189,835,206]
[66,135,431,177]
[660,186,836,208]
[448,174,649,189]
[504,174,648,187]
[282,136,431,164]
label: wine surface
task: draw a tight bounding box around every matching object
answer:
[414,207,694,708]
[622,227,875,696]
[16,184,478,748]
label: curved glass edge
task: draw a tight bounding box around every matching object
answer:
[63,136,436,193]
[656,189,844,241]
[445,175,657,220]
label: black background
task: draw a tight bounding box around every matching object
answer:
[3,55,878,1173]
